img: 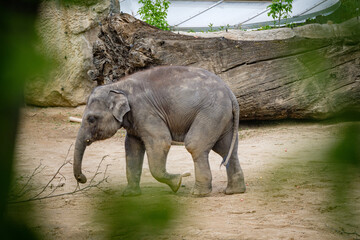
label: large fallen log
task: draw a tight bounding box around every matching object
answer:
[88,13,360,120]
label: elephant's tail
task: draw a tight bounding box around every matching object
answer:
[221,94,239,168]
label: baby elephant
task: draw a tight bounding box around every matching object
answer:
[73,66,246,196]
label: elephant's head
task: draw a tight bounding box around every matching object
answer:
[73,87,130,184]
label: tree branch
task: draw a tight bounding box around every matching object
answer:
[8,144,110,204]
[31,144,73,199]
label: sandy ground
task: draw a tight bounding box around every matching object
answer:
[11,106,360,240]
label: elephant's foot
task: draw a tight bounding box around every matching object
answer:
[168,171,191,193]
[225,175,246,195]
[122,185,142,197]
[191,183,212,196]
[225,185,246,195]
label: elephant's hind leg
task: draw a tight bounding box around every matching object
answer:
[185,114,221,196]
[187,150,212,196]
[212,133,246,194]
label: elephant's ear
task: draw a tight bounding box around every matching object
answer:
[109,90,130,123]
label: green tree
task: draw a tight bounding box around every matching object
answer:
[138,0,171,31]
[267,0,293,27]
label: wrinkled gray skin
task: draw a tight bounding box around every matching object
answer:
[74,66,246,196]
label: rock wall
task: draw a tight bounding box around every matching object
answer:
[25,0,119,107]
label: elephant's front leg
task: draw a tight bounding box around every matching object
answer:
[123,133,145,196]
[145,139,183,193]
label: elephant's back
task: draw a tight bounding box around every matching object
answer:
[127,66,227,100]
[144,65,224,87]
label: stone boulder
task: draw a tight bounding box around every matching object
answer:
[25,0,119,107]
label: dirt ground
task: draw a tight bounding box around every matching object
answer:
[11,106,360,240]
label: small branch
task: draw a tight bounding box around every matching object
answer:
[9,177,108,204]
[31,144,73,198]
[89,155,109,185]
[58,171,66,181]
[326,225,360,238]
[103,164,111,182]
[9,144,110,204]
[63,143,73,164]
[336,228,360,237]
[32,161,69,199]
[74,182,80,192]
[47,177,65,197]
[15,162,45,199]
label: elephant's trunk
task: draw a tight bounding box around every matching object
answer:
[73,128,88,184]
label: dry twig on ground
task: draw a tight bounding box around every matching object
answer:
[9,144,110,204]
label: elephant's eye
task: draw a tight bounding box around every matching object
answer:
[87,115,97,124]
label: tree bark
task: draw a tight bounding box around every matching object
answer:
[89,13,360,120]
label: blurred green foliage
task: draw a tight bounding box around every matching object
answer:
[0,0,104,239]
[0,1,43,239]
[334,0,360,21]
[319,122,359,231]
[306,0,360,24]
[96,191,181,239]
[263,1,360,234]
[329,123,360,193]
[263,121,360,234]
[326,123,360,235]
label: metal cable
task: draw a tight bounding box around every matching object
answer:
[294,0,330,17]
[173,0,225,27]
